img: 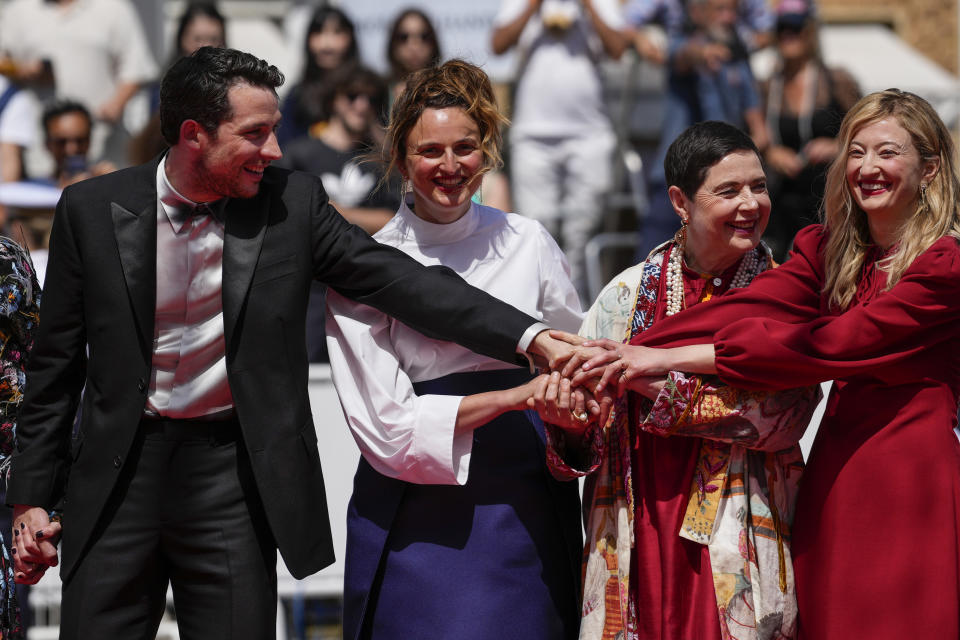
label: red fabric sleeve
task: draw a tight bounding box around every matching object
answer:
[633,225,827,348]
[715,235,960,389]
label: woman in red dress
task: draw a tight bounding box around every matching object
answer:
[568,89,960,639]
[542,121,819,640]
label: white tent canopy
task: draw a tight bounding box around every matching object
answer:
[754,24,960,125]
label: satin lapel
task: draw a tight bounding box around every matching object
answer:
[222,189,270,348]
[111,161,159,348]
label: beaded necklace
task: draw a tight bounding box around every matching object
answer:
[663,229,761,316]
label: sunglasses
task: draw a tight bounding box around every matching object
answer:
[49,136,90,146]
[343,92,374,104]
[396,31,433,44]
[775,23,807,36]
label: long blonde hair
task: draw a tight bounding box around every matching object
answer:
[821,89,960,310]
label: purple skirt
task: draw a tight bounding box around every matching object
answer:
[342,368,581,640]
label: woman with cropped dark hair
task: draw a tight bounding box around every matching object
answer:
[543,120,819,640]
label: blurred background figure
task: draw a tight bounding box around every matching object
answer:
[386,8,442,101]
[0,72,36,184]
[174,1,227,57]
[281,64,397,235]
[279,5,360,149]
[760,0,859,260]
[624,0,773,64]
[0,0,157,168]
[130,2,228,165]
[280,63,397,364]
[636,0,770,259]
[491,0,628,302]
[41,100,116,189]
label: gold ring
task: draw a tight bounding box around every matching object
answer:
[570,409,589,423]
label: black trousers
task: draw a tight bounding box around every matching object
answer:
[60,417,277,640]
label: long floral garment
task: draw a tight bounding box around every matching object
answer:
[0,236,41,639]
[546,243,821,640]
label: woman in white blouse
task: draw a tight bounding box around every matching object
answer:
[326,59,584,640]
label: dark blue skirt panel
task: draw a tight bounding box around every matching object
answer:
[343,368,582,640]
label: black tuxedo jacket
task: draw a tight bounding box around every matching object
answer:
[7,156,538,581]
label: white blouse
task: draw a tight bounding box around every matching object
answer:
[326,199,583,486]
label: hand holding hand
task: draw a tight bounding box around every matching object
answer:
[627,375,667,400]
[529,371,596,435]
[570,342,669,395]
[12,505,61,585]
[528,329,584,372]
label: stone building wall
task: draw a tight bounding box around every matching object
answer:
[819,0,958,74]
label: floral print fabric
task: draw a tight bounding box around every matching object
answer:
[547,243,820,640]
[0,236,40,639]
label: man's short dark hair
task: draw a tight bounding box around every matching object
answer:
[664,121,760,198]
[42,99,92,137]
[159,46,285,145]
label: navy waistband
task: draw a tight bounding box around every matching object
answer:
[412,368,534,396]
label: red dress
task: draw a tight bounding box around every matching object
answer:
[635,225,960,639]
[631,254,744,640]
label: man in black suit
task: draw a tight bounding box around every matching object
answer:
[6,48,571,639]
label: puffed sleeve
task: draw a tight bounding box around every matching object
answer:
[535,222,584,332]
[715,236,960,390]
[325,290,471,485]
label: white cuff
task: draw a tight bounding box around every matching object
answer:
[516,322,550,373]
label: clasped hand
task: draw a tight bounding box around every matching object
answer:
[11,505,62,585]
[525,330,669,436]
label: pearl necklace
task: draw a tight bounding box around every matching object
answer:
[663,242,761,316]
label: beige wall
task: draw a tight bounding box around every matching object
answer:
[819,0,959,74]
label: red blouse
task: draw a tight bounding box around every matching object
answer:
[632,225,960,640]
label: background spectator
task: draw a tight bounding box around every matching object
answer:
[0,73,36,183]
[491,0,628,302]
[41,100,116,189]
[0,0,157,168]
[386,8,442,101]
[637,0,769,259]
[281,64,398,234]
[131,2,228,165]
[279,63,398,364]
[761,0,859,260]
[624,0,773,63]
[279,5,360,149]
[173,2,227,61]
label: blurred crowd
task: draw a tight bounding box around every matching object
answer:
[0,0,859,353]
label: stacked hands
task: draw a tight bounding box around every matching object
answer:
[6,329,671,583]
[10,505,61,585]
[525,330,671,438]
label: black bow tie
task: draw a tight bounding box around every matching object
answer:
[169,201,221,227]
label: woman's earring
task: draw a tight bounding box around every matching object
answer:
[673,218,688,248]
[920,182,928,210]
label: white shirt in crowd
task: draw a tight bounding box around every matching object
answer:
[0,0,157,113]
[493,0,625,137]
[0,75,36,155]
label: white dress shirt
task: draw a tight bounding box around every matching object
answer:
[146,157,232,418]
[326,199,583,486]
